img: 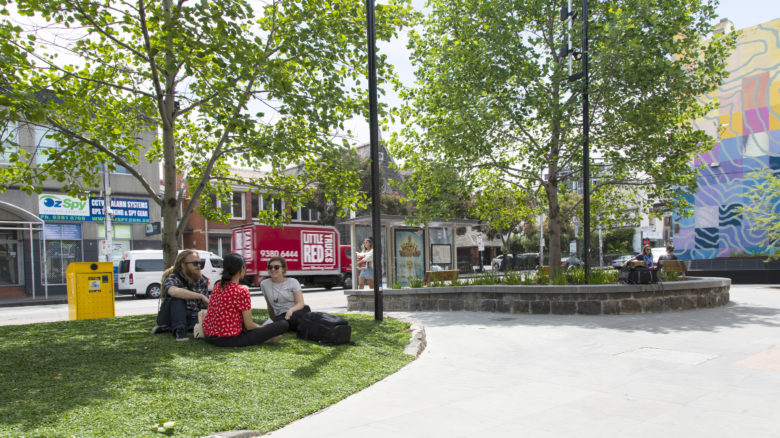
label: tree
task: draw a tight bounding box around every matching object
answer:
[740,169,780,260]
[393,0,735,278]
[0,0,414,266]
[470,187,535,252]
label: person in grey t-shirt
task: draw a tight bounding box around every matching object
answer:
[261,256,310,332]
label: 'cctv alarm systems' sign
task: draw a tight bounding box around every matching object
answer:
[38,194,149,223]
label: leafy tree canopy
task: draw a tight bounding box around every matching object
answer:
[392,0,734,277]
[0,0,415,265]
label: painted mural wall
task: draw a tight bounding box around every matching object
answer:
[673,18,780,260]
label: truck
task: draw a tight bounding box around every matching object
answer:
[232,223,346,289]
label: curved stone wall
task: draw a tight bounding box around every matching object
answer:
[346,277,731,315]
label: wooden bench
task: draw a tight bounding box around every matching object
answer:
[424,269,459,283]
[661,259,687,275]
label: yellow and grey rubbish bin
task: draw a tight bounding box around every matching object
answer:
[66,262,115,320]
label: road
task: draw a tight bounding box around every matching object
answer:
[0,288,350,326]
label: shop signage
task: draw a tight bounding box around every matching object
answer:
[44,223,83,240]
[38,194,149,223]
[145,221,161,236]
[39,194,90,221]
[89,197,150,223]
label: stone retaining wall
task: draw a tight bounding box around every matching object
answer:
[345,277,730,315]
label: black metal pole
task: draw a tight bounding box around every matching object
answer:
[581,0,591,281]
[365,0,383,320]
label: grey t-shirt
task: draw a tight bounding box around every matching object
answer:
[261,277,302,316]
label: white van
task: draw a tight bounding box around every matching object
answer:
[117,250,223,298]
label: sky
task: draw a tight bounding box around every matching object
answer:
[343,0,778,145]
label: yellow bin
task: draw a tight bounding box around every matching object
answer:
[66,262,115,320]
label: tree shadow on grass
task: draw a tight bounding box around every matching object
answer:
[289,315,409,379]
[0,312,413,437]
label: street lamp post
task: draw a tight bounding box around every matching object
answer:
[365,0,383,321]
[561,0,590,280]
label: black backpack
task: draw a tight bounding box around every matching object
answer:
[619,266,658,284]
[296,312,352,346]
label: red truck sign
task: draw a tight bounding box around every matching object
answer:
[232,223,342,288]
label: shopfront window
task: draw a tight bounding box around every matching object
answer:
[44,223,82,284]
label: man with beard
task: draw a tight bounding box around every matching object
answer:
[152,250,210,341]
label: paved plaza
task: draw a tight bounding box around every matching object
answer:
[263,284,780,438]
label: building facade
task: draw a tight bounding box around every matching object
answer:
[0,123,161,298]
[673,18,780,259]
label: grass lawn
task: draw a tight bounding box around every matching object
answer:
[0,310,415,437]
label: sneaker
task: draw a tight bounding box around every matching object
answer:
[174,327,189,342]
[151,325,169,335]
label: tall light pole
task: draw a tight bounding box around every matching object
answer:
[366,0,383,321]
[561,0,590,280]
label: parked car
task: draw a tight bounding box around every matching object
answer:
[516,253,540,270]
[117,250,223,299]
[491,254,513,271]
[610,255,634,269]
[561,256,583,270]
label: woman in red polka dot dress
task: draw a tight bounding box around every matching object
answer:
[202,253,289,347]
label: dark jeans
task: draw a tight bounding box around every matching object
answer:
[156,298,198,331]
[205,320,289,348]
[272,305,311,332]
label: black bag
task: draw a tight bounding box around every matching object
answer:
[619,266,657,284]
[296,312,352,346]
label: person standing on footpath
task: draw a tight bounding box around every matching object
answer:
[202,253,288,347]
[356,237,374,289]
[152,250,210,341]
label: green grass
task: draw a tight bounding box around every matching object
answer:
[0,310,414,438]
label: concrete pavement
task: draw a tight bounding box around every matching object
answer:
[262,284,780,438]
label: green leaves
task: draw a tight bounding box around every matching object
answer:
[1,0,414,265]
[395,0,733,268]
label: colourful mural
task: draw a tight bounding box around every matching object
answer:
[673,18,780,259]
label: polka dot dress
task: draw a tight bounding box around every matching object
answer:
[202,281,251,337]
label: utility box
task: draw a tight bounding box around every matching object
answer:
[66,262,115,320]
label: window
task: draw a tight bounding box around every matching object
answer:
[210,192,244,219]
[1,121,18,165]
[291,203,320,222]
[110,164,131,174]
[251,194,283,219]
[208,236,231,256]
[34,126,61,166]
[135,259,164,272]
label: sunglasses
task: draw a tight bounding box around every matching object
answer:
[184,260,204,268]
[268,265,283,270]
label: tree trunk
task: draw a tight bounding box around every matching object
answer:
[161,124,179,269]
[547,184,562,279]
[160,0,180,270]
